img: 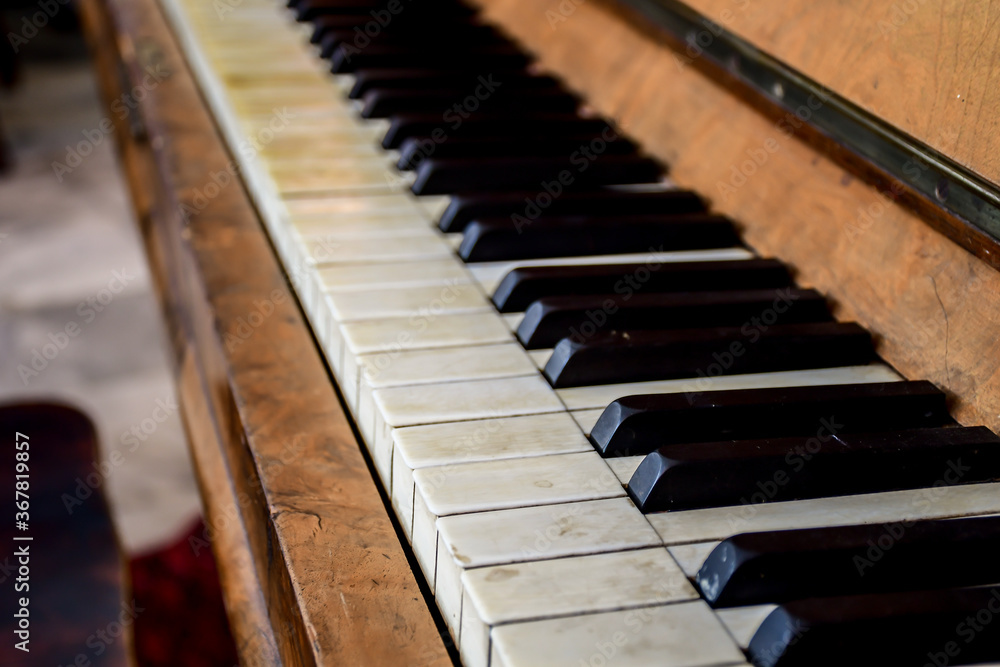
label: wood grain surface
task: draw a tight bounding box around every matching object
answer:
[474,0,1000,434]
[683,0,1000,188]
[79,0,452,664]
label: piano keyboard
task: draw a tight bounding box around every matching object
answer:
[160,0,1000,664]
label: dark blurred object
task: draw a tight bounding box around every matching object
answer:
[129,521,241,667]
[0,403,131,667]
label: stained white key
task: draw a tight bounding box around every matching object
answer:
[668,542,720,578]
[607,456,644,486]
[434,498,661,637]
[460,549,699,667]
[391,412,592,541]
[369,376,565,489]
[356,343,537,444]
[341,312,513,357]
[490,602,747,667]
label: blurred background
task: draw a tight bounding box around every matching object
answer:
[0,3,238,665]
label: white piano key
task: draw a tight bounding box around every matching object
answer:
[301,232,453,264]
[460,548,699,667]
[668,542,720,578]
[570,408,604,435]
[356,343,537,443]
[283,192,427,217]
[647,481,1000,545]
[416,452,624,517]
[502,313,524,330]
[434,498,661,636]
[341,311,513,356]
[490,602,747,667]
[607,456,644,486]
[528,349,552,369]
[319,258,472,292]
[327,282,491,321]
[716,605,777,649]
[392,413,592,540]
[369,376,565,489]
[469,248,754,295]
[558,364,903,411]
[375,375,563,429]
[291,214,433,240]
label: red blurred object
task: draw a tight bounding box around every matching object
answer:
[129,520,240,667]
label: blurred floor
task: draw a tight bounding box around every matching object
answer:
[0,42,202,554]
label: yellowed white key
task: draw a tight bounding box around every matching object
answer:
[490,602,748,667]
[434,498,661,638]
[391,413,592,542]
[460,549,699,667]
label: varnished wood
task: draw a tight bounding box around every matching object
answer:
[473,0,1000,434]
[683,0,1000,189]
[79,0,452,665]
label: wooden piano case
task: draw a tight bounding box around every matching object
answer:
[78,0,1000,664]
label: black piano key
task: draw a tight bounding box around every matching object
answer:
[412,155,662,195]
[361,88,579,119]
[543,321,874,388]
[349,70,562,100]
[382,114,613,149]
[330,44,530,74]
[697,515,1000,608]
[492,257,787,312]
[517,288,830,349]
[459,214,739,263]
[748,586,1000,667]
[591,380,951,457]
[397,135,637,171]
[628,426,1000,512]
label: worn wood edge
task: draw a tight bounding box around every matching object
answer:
[601,0,1000,272]
[476,0,1000,432]
[77,0,282,663]
[80,0,452,665]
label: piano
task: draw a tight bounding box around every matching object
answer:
[77,0,1000,664]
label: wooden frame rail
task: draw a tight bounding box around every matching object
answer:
[78,0,452,664]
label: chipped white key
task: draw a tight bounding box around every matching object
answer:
[434,498,661,638]
[391,413,592,542]
[461,548,699,667]
[490,601,747,667]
